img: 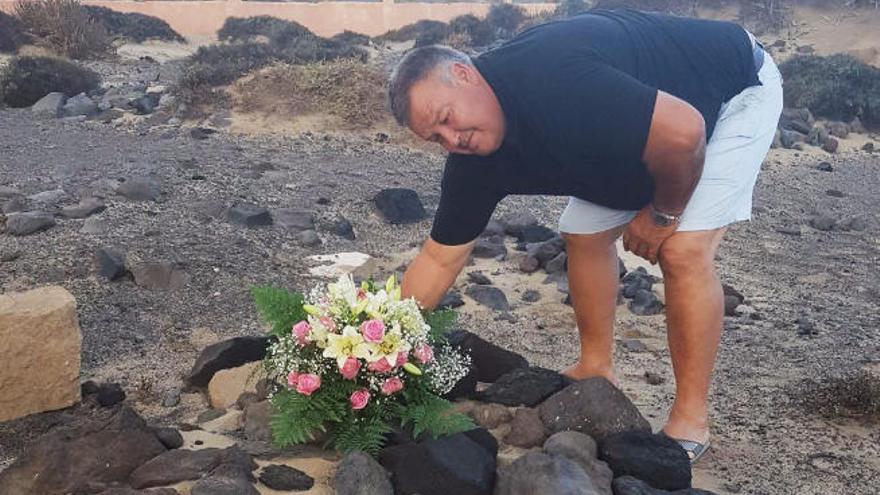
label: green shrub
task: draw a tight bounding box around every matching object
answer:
[449,14,494,46]
[780,54,880,129]
[0,55,100,107]
[83,6,185,43]
[217,15,312,46]
[377,20,450,43]
[486,3,526,34]
[13,0,110,59]
[0,12,27,53]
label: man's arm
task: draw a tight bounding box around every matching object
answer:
[401,238,475,310]
[642,90,707,215]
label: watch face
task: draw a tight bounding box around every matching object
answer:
[651,211,674,227]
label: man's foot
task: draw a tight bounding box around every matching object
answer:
[662,416,711,463]
[560,361,618,387]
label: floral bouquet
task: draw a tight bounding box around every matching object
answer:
[252,274,474,455]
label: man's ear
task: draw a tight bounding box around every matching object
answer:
[450,62,474,86]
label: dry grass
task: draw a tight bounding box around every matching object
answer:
[13,0,110,59]
[231,59,388,130]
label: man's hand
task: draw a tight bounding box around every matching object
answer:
[622,206,678,264]
[401,238,474,310]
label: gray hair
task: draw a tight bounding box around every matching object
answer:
[388,45,473,127]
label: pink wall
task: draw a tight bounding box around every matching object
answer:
[0,0,556,38]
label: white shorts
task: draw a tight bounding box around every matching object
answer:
[558,52,784,234]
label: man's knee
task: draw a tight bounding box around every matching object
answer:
[658,230,723,274]
[562,226,624,253]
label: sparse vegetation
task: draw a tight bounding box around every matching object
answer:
[232,59,387,129]
[738,0,792,35]
[0,12,27,53]
[0,55,100,107]
[780,54,880,129]
[376,19,450,44]
[554,0,590,18]
[13,0,110,59]
[449,14,494,47]
[217,15,313,46]
[797,369,880,420]
[83,6,185,43]
[331,30,371,46]
[486,3,527,36]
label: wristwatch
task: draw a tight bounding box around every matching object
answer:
[650,207,682,227]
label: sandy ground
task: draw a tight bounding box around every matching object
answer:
[2,5,880,494]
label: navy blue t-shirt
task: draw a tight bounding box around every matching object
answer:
[430,9,760,245]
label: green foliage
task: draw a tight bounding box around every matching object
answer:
[331,411,394,457]
[251,286,307,337]
[0,55,99,107]
[425,308,457,342]
[779,54,880,129]
[397,385,475,439]
[83,5,185,43]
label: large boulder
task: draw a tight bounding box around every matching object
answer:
[598,430,691,491]
[0,407,167,494]
[446,330,529,382]
[335,451,394,495]
[208,361,263,409]
[612,476,718,495]
[538,378,650,441]
[475,367,569,407]
[0,286,81,422]
[495,451,602,495]
[129,445,256,488]
[187,336,273,388]
[31,92,67,118]
[543,431,613,493]
[4,211,56,236]
[374,188,427,224]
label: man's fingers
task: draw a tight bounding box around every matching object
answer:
[622,231,631,252]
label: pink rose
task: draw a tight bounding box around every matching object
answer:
[350,389,370,410]
[340,357,361,380]
[287,370,300,388]
[295,373,321,396]
[360,319,385,343]
[395,351,408,368]
[357,288,367,300]
[292,321,311,345]
[381,377,404,396]
[414,344,434,364]
[319,316,337,333]
[367,358,393,373]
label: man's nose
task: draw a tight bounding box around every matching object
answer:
[438,128,459,151]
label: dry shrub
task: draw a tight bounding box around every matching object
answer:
[377,20,450,44]
[0,12,27,53]
[332,30,372,46]
[449,14,494,47]
[486,3,527,35]
[593,0,700,15]
[13,0,110,59]
[83,6,185,43]
[738,0,792,34]
[442,32,476,52]
[0,55,100,107]
[780,54,880,129]
[232,59,387,129]
[796,368,880,420]
[217,15,313,46]
[554,0,590,18]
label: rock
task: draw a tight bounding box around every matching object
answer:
[95,247,127,281]
[447,330,528,382]
[628,289,664,316]
[470,403,513,429]
[374,188,427,224]
[197,408,226,424]
[495,451,601,495]
[840,216,869,231]
[306,252,376,279]
[117,176,161,201]
[826,121,850,139]
[101,84,147,110]
[244,400,274,441]
[538,377,650,441]
[97,488,180,495]
[621,267,655,298]
[808,124,829,147]
[0,286,81,422]
[514,224,557,243]
[81,217,108,234]
[272,208,314,232]
[62,92,97,117]
[822,136,839,153]
[333,217,356,240]
[501,211,539,237]
[131,262,190,290]
[780,129,806,149]
[467,271,492,285]
[862,142,875,153]
[620,339,648,353]
[612,476,718,494]
[809,214,836,231]
[201,409,244,434]
[296,229,321,247]
[780,107,814,134]
[61,197,106,218]
[482,219,506,237]
[190,127,217,140]
[97,382,126,407]
[438,291,465,309]
[0,407,167,494]
[190,477,259,495]
[473,237,507,259]
[5,211,55,236]
[2,195,27,214]
[259,464,314,491]
[187,336,273,388]
[598,430,691,491]
[130,445,255,489]
[208,361,262,409]
[817,161,833,172]
[335,450,394,495]
[379,429,497,495]
[526,237,565,266]
[443,363,478,401]
[31,92,67,118]
[544,431,613,493]
[521,289,541,302]
[465,285,510,311]
[723,295,741,317]
[28,188,68,204]
[236,391,260,410]
[503,408,547,448]
[519,255,540,273]
[849,116,866,133]
[476,367,569,407]
[545,251,567,274]
[131,94,159,115]
[775,225,801,236]
[226,203,272,228]
[149,425,183,450]
[645,371,665,385]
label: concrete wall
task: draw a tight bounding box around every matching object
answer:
[0,0,556,38]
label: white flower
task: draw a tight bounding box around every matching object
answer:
[323,325,371,368]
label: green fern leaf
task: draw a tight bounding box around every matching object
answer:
[251,286,306,337]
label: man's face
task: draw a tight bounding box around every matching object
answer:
[407,62,505,156]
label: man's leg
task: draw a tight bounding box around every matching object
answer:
[560,226,626,383]
[658,227,727,443]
